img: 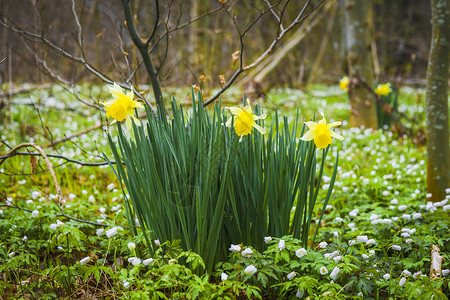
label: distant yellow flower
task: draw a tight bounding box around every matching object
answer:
[102,83,143,129]
[339,76,349,91]
[225,101,266,141]
[375,83,391,96]
[300,113,343,149]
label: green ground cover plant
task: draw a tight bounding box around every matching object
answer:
[0,84,449,299]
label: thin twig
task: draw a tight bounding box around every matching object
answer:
[0,143,64,207]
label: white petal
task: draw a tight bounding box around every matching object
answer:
[132,116,141,127]
[319,112,326,124]
[102,100,116,107]
[304,121,318,130]
[126,90,134,100]
[300,129,315,141]
[134,101,144,108]
[330,131,344,140]
[327,121,342,129]
[253,123,266,134]
[125,116,132,129]
[225,117,233,128]
[228,107,243,115]
[243,104,252,114]
[254,113,267,120]
[109,83,125,98]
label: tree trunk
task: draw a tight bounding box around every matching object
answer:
[344,0,378,129]
[426,0,450,203]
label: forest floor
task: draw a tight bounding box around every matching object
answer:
[0,84,449,299]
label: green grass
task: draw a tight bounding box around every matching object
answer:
[0,83,448,299]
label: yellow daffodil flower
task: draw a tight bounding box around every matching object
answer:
[339,76,349,91]
[102,83,143,129]
[300,113,343,149]
[375,83,391,96]
[225,101,267,141]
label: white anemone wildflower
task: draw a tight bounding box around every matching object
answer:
[31,191,41,199]
[242,248,253,257]
[229,244,241,252]
[128,242,136,251]
[143,258,154,266]
[123,280,130,288]
[287,271,296,280]
[318,241,328,249]
[31,210,39,218]
[295,248,307,258]
[357,235,368,243]
[319,266,328,275]
[106,227,119,238]
[79,257,91,265]
[399,277,406,286]
[277,239,286,251]
[330,267,340,280]
[127,257,141,266]
[244,264,257,275]
[296,289,304,298]
[366,239,376,245]
[221,272,228,281]
[264,236,272,243]
[391,245,401,250]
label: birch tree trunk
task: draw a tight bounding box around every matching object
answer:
[426,0,450,203]
[344,0,378,129]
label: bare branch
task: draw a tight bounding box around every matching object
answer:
[0,204,108,227]
[203,0,323,107]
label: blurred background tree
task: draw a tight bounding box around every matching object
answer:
[425,0,449,203]
[0,0,433,91]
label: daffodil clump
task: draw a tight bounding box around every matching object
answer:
[375,83,391,96]
[300,113,344,149]
[225,101,267,141]
[339,76,349,91]
[102,83,143,129]
[105,92,341,272]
